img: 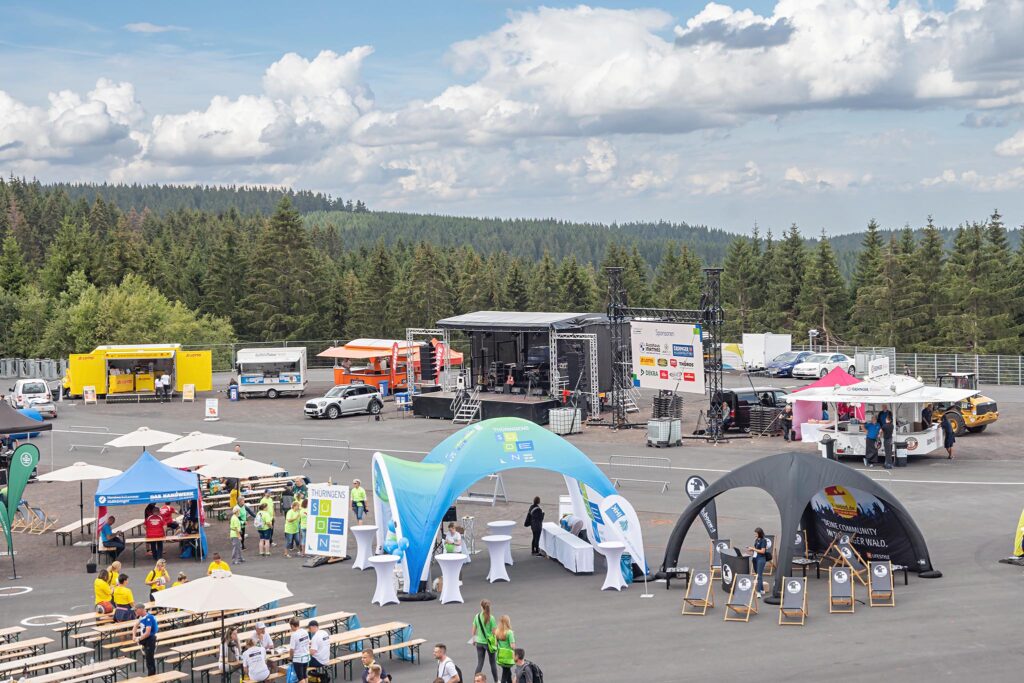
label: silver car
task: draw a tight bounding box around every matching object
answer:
[304,384,383,419]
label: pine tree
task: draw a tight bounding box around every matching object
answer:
[978,210,1024,353]
[674,245,704,309]
[558,255,595,311]
[41,217,96,295]
[722,236,760,337]
[456,247,487,313]
[528,251,560,311]
[504,258,529,310]
[797,233,849,344]
[624,245,652,307]
[937,224,986,353]
[479,254,507,310]
[0,234,27,292]
[764,223,806,329]
[653,241,681,302]
[851,219,883,294]
[394,242,453,328]
[912,216,946,350]
[202,222,248,324]
[98,214,145,286]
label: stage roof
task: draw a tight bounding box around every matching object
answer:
[437,311,608,332]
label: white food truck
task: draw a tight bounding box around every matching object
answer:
[787,371,976,465]
[234,347,308,398]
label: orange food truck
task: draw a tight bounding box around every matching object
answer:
[317,339,463,392]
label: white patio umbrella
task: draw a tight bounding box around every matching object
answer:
[196,457,284,480]
[160,449,237,470]
[38,461,122,533]
[105,427,180,449]
[159,431,236,453]
[153,571,292,646]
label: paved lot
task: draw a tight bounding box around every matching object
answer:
[3,379,1024,680]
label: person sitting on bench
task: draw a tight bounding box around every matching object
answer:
[100,515,125,559]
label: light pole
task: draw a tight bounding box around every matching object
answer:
[808,329,819,353]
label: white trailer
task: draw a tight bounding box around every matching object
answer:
[235,347,307,398]
[742,333,792,371]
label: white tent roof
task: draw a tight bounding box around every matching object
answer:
[160,449,237,469]
[106,427,180,448]
[158,431,236,453]
[196,456,284,479]
[38,461,122,482]
[788,373,976,405]
[235,348,306,364]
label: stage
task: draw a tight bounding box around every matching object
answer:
[412,391,562,424]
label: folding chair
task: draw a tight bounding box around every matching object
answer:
[723,574,758,622]
[10,502,33,532]
[836,541,868,586]
[868,561,896,607]
[778,576,808,626]
[27,506,58,534]
[829,567,855,613]
[709,538,730,579]
[790,529,820,579]
[763,534,777,575]
[821,532,857,567]
[682,568,715,616]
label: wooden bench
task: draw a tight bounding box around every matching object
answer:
[329,639,425,680]
[26,656,135,683]
[128,673,189,683]
[55,518,97,545]
[0,626,25,644]
[0,647,92,677]
[0,636,53,659]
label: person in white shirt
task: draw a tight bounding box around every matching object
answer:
[242,637,271,683]
[445,523,464,554]
[288,617,311,683]
[254,622,274,651]
[307,620,330,671]
[160,372,171,401]
[434,643,460,682]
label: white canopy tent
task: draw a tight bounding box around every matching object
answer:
[160,449,237,469]
[196,456,284,479]
[105,427,179,449]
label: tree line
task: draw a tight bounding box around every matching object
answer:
[0,178,1022,357]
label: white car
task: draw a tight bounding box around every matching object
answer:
[792,353,856,379]
[304,384,383,419]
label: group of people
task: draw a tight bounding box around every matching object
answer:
[429,599,541,683]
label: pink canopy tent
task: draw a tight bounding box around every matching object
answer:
[790,367,863,439]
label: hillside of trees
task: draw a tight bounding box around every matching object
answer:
[0,178,1022,357]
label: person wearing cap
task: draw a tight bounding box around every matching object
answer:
[351,479,367,522]
[132,603,159,676]
[308,620,331,674]
[230,506,245,564]
[254,622,274,650]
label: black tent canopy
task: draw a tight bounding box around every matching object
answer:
[662,452,940,601]
[0,402,52,436]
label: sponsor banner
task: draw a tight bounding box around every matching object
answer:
[205,398,219,419]
[305,483,350,558]
[1014,508,1024,557]
[390,342,399,386]
[867,356,890,379]
[810,484,922,569]
[685,475,718,540]
[598,494,647,572]
[629,322,705,394]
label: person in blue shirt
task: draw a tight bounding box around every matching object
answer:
[133,603,159,676]
[863,421,881,467]
[877,406,895,469]
[100,515,125,560]
[747,527,769,597]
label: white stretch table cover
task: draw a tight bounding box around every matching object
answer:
[487,521,516,565]
[368,554,400,606]
[598,541,627,591]
[435,553,468,604]
[482,535,511,583]
[800,423,825,443]
[351,525,378,571]
[539,522,594,574]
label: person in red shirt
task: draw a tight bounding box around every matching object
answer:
[160,502,180,533]
[145,504,166,560]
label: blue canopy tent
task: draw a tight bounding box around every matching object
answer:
[372,417,646,593]
[94,451,207,559]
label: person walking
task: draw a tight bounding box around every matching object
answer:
[512,649,534,683]
[524,497,544,556]
[256,503,273,556]
[494,615,516,683]
[747,527,769,597]
[471,599,498,682]
[284,501,302,558]
[433,644,460,683]
[288,617,311,683]
[864,420,881,467]
[242,636,271,683]
[237,498,249,550]
[160,371,171,401]
[133,603,159,676]
[112,574,135,622]
[230,506,245,564]
[145,558,170,600]
[878,408,895,469]
[144,504,166,560]
[259,491,276,545]
[351,479,367,522]
[941,412,956,460]
[781,404,794,441]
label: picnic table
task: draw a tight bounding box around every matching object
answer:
[124,534,201,567]
[127,673,189,683]
[92,610,194,653]
[25,656,135,683]
[55,517,97,545]
[0,646,92,677]
[328,622,407,654]
[0,626,25,645]
[57,613,112,648]
[0,636,52,660]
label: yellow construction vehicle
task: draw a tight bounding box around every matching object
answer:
[932,372,998,435]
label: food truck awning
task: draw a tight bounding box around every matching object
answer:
[788,374,977,405]
[318,342,463,364]
[104,350,176,359]
[236,348,305,364]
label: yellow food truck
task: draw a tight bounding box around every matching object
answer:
[65,344,213,398]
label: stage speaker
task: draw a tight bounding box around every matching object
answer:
[565,350,584,388]
[421,343,437,381]
[443,505,458,523]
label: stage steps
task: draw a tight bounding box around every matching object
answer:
[452,390,481,424]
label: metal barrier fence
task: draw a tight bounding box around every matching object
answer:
[792,345,1024,385]
[605,454,671,492]
[0,358,67,380]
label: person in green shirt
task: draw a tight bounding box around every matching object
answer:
[237,502,248,550]
[494,614,516,683]
[298,503,308,555]
[230,507,244,564]
[256,503,273,556]
[470,599,498,682]
[283,501,301,558]
[351,479,368,522]
[259,493,275,544]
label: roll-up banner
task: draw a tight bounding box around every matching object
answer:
[305,483,350,558]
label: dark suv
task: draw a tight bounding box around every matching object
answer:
[717,387,789,432]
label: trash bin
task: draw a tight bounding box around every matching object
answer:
[820,435,837,460]
[228,385,239,401]
[379,380,389,398]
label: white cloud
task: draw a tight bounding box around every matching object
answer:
[688,161,762,196]
[995,129,1024,157]
[921,166,1024,191]
[123,22,188,34]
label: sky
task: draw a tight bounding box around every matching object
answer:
[2,0,1024,236]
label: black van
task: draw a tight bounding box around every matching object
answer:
[716,387,789,432]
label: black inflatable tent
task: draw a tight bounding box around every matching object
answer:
[661,452,940,602]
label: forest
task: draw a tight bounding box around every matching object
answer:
[0,178,1022,358]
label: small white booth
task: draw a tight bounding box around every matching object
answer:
[234,347,308,398]
[787,373,977,465]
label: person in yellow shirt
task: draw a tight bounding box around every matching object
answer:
[145,559,170,600]
[94,569,114,613]
[208,552,231,575]
[172,572,188,587]
[106,561,122,588]
[112,574,134,622]
[229,487,239,511]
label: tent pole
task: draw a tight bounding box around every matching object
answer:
[80,481,85,533]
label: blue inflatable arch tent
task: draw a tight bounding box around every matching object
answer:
[372,417,646,593]
[95,451,208,558]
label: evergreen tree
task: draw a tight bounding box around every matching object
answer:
[722,236,760,337]
[0,234,28,292]
[624,244,652,307]
[936,224,986,353]
[652,241,681,302]
[674,245,704,309]
[504,258,529,310]
[201,222,248,325]
[851,219,883,294]
[394,242,453,328]
[456,247,487,313]
[912,216,947,350]
[41,217,98,295]
[558,255,595,311]
[797,233,849,344]
[98,214,145,286]
[977,210,1024,353]
[528,251,560,311]
[764,223,807,329]
[479,254,507,310]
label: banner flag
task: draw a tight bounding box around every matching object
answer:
[598,494,647,572]
[0,505,11,553]
[1014,508,1024,557]
[685,475,718,540]
[6,443,39,525]
[305,483,350,558]
[390,343,399,386]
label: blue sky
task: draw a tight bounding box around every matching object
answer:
[2,0,1021,236]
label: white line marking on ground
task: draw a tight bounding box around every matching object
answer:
[21,614,65,626]
[0,586,32,597]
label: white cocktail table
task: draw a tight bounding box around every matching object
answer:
[435,553,468,604]
[598,541,627,591]
[487,520,516,565]
[368,554,400,606]
[351,525,378,571]
[481,535,511,583]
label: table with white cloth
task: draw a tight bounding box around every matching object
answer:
[435,553,468,604]
[368,554,400,606]
[597,541,627,591]
[486,520,516,565]
[539,522,594,574]
[800,422,826,442]
[481,535,511,583]
[351,525,378,571]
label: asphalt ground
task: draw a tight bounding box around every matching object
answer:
[3,372,1024,680]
